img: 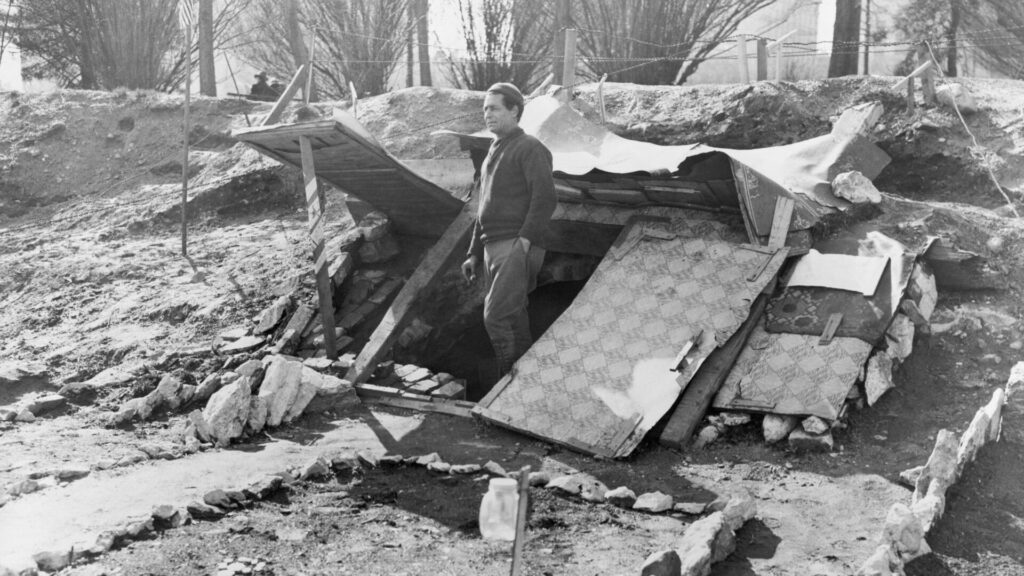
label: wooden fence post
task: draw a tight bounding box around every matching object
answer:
[756,38,768,81]
[736,35,749,84]
[562,28,577,98]
[767,31,796,83]
[918,43,936,103]
[299,136,338,359]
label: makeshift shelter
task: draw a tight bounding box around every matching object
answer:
[235,91,915,458]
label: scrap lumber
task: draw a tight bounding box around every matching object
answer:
[269,304,316,355]
[299,135,338,358]
[658,294,769,450]
[922,242,1002,291]
[262,64,309,126]
[354,384,474,418]
[345,204,476,383]
[767,196,794,249]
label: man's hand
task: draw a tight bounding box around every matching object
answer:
[461,255,479,282]
[519,237,531,254]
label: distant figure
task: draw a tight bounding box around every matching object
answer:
[251,72,275,99]
[269,80,284,95]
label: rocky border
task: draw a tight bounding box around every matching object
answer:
[856,361,1024,575]
[2,447,756,576]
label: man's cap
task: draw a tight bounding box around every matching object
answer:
[255,71,268,79]
[487,82,524,112]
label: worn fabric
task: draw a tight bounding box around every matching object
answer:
[483,237,546,373]
[468,127,557,260]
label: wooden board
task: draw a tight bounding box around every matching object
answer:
[657,294,769,450]
[299,135,338,358]
[235,113,464,238]
[768,196,795,249]
[345,204,477,383]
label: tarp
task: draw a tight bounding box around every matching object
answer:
[474,207,787,457]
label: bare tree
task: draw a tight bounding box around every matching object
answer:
[445,0,551,92]
[828,0,862,77]
[16,0,248,91]
[576,0,775,85]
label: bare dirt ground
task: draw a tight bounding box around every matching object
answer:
[1,76,1024,575]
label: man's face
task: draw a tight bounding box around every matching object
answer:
[483,93,518,138]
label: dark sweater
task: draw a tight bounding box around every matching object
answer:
[467,127,557,259]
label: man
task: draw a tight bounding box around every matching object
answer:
[250,72,275,99]
[461,83,557,375]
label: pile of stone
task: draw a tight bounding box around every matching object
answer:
[857,362,1023,575]
[0,392,66,424]
[190,354,359,446]
[368,360,466,400]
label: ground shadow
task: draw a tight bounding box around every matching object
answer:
[711,519,782,576]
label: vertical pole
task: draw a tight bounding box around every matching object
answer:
[552,0,569,83]
[406,0,415,87]
[416,0,432,86]
[198,0,215,96]
[736,35,749,84]
[561,28,577,96]
[509,465,531,576]
[597,73,607,123]
[906,76,915,111]
[304,32,316,105]
[349,81,358,117]
[299,136,338,359]
[181,28,192,257]
[775,42,783,82]
[756,38,768,81]
[863,0,871,74]
[918,44,936,103]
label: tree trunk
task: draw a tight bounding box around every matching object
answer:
[406,2,414,87]
[198,0,216,96]
[74,0,97,89]
[285,0,315,101]
[828,0,861,77]
[947,0,960,76]
[416,0,431,86]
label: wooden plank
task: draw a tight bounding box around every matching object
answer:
[818,312,843,345]
[767,196,795,249]
[263,64,309,126]
[658,294,769,449]
[269,304,315,355]
[345,204,477,383]
[361,395,474,418]
[510,465,531,576]
[299,135,338,359]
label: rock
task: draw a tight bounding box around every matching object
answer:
[188,409,213,443]
[259,357,304,427]
[203,378,252,445]
[245,395,268,433]
[15,408,35,423]
[194,373,223,403]
[219,327,249,341]
[674,502,707,515]
[719,412,751,426]
[298,457,332,481]
[58,361,142,397]
[357,450,381,468]
[358,235,401,263]
[415,452,442,466]
[832,170,882,205]
[719,490,757,531]
[400,367,432,383]
[881,503,930,561]
[254,295,292,335]
[302,376,356,416]
[151,504,187,529]
[633,491,674,513]
[303,357,333,370]
[483,460,507,477]
[885,314,915,362]
[406,379,441,394]
[31,549,71,573]
[379,454,405,468]
[693,424,721,449]
[26,394,66,416]
[139,442,178,460]
[123,517,154,540]
[244,475,283,500]
[641,549,682,576]
[763,414,800,443]
[527,470,551,487]
[580,481,608,503]
[221,335,264,354]
[203,489,247,510]
[605,486,637,508]
[427,462,452,474]
[858,543,900,576]
[865,351,895,406]
[0,360,47,384]
[187,501,226,520]
[154,374,186,410]
[88,530,118,555]
[788,429,835,452]
[676,512,734,574]
[8,478,40,496]
[236,359,264,378]
[451,464,482,475]
[935,83,978,114]
[55,465,91,482]
[546,474,589,496]
[898,465,924,488]
[275,527,310,542]
[431,380,466,400]
[0,408,16,422]
[358,211,392,241]
[801,415,830,435]
[285,366,333,420]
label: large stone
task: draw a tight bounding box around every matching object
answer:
[245,395,268,433]
[634,491,674,513]
[26,394,66,416]
[1005,362,1024,445]
[244,475,283,500]
[283,367,328,422]
[194,373,223,404]
[187,501,226,520]
[259,356,304,427]
[857,544,901,576]
[55,465,91,482]
[527,470,551,487]
[762,414,800,443]
[546,474,605,499]
[254,295,292,335]
[719,490,757,531]
[0,360,47,384]
[832,171,882,204]
[881,503,930,561]
[885,314,915,362]
[298,457,332,481]
[865,351,895,406]
[676,512,734,575]
[801,416,830,435]
[415,452,442,466]
[451,464,482,475]
[605,486,637,508]
[936,83,978,114]
[58,361,143,397]
[151,504,188,530]
[202,378,252,446]
[642,549,682,576]
[220,335,264,354]
[188,409,213,443]
[154,374,186,410]
[31,549,71,573]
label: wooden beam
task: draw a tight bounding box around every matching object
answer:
[299,135,338,359]
[263,63,309,126]
[345,204,477,383]
[767,196,795,249]
[657,294,769,450]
